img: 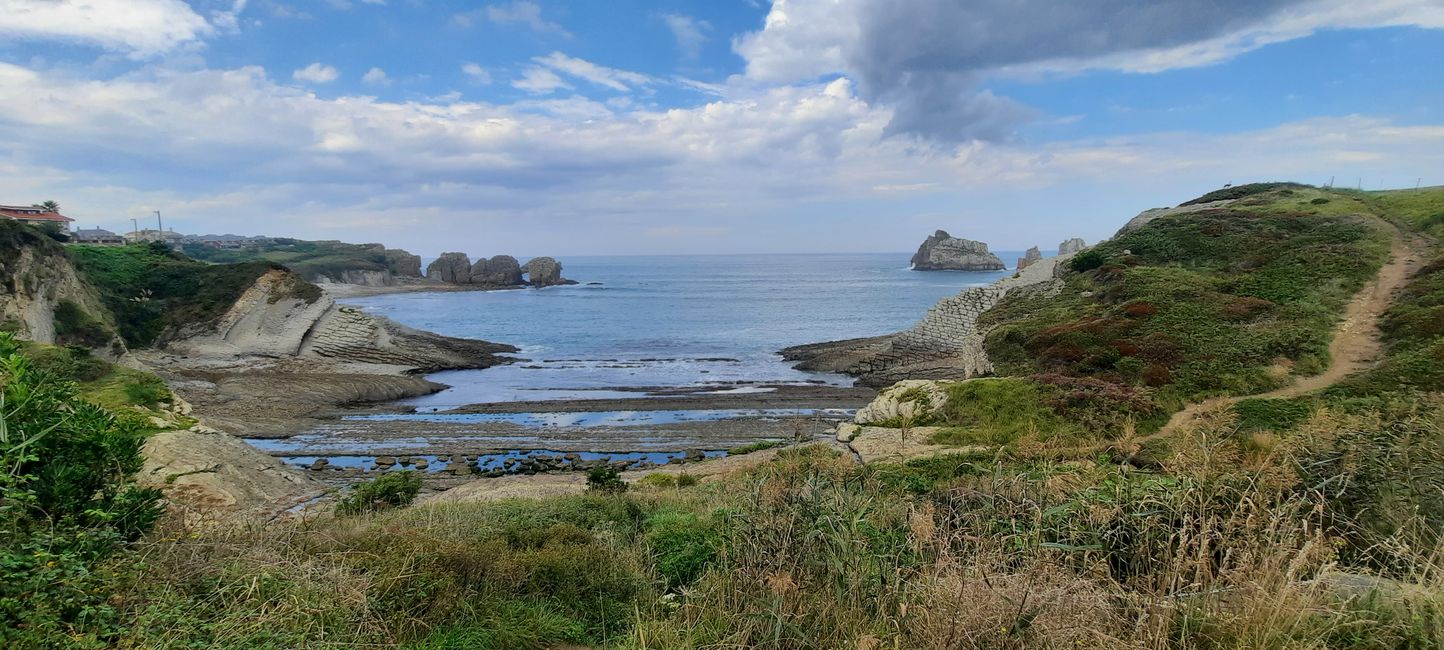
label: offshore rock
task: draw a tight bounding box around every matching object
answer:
[426,252,472,284]
[523,256,569,287]
[1016,246,1043,270]
[910,230,1006,271]
[1058,238,1088,256]
[469,255,524,286]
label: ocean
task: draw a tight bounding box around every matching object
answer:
[343,252,1024,407]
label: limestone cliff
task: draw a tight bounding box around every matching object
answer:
[0,222,119,351]
[1058,238,1088,256]
[1016,246,1042,270]
[164,268,515,371]
[910,230,1006,271]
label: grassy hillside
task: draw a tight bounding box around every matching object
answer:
[67,242,315,347]
[971,184,1392,437]
[183,238,416,281]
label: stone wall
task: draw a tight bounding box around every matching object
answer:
[843,255,1070,385]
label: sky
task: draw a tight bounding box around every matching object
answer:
[1,0,1442,257]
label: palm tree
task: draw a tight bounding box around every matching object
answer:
[34,200,60,212]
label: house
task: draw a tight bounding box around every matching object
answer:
[124,229,183,245]
[0,205,74,233]
[72,228,126,245]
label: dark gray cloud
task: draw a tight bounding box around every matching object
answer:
[843,0,1316,142]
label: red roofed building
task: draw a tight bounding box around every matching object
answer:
[0,205,75,233]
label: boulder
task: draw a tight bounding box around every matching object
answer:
[910,231,1005,271]
[426,252,472,284]
[469,255,524,286]
[522,256,567,286]
[835,422,861,443]
[1057,238,1088,256]
[854,380,954,425]
[1016,246,1043,270]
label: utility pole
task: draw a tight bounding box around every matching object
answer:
[130,218,138,239]
[154,210,163,235]
[1418,178,1424,189]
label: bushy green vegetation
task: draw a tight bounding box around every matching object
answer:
[183,238,410,281]
[984,185,1390,432]
[335,470,423,515]
[67,242,290,347]
[0,333,163,646]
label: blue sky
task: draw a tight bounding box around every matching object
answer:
[1,0,1442,256]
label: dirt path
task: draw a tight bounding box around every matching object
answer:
[1158,222,1429,436]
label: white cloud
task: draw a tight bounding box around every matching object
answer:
[512,66,570,93]
[2,60,1440,255]
[293,62,339,84]
[661,13,711,60]
[533,52,652,92]
[0,0,213,57]
[362,67,390,86]
[461,63,493,85]
[453,1,570,36]
[732,0,1444,142]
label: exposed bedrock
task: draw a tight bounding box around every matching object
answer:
[1058,238,1089,256]
[426,252,472,283]
[1016,246,1043,270]
[469,255,524,286]
[910,230,1006,271]
[523,256,573,287]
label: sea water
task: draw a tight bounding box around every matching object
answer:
[343,252,1022,406]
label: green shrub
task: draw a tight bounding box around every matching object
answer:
[586,466,628,493]
[1180,182,1309,206]
[727,440,784,455]
[336,471,423,515]
[52,299,112,347]
[636,473,699,489]
[121,373,171,407]
[67,243,283,347]
[0,332,163,644]
[929,378,1075,445]
[1234,397,1315,432]
[645,509,719,589]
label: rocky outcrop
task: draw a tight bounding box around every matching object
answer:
[426,252,472,283]
[317,269,392,287]
[1058,238,1088,256]
[469,255,524,286]
[910,230,1005,271]
[140,425,324,520]
[854,380,954,425]
[383,249,423,277]
[163,269,515,371]
[0,227,120,351]
[1016,246,1043,270]
[783,255,1073,387]
[1115,200,1234,237]
[523,256,571,287]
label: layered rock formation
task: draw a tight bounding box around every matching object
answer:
[0,223,120,350]
[1016,246,1042,270]
[910,230,1005,271]
[165,269,515,371]
[1058,238,1088,256]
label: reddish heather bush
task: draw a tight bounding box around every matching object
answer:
[1222,295,1274,320]
[1122,301,1159,318]
[1142,363,1172,387]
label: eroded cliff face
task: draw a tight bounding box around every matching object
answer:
[164,269,515,370]
[0,241,117,350]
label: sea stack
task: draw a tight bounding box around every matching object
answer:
[522,256,571,287]
[426,252,472,283]
[910,230,1005,271]
[1016,246,1042,270]
[1058,238,1088,256]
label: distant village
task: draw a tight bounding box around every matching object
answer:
[0,202,271,249]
